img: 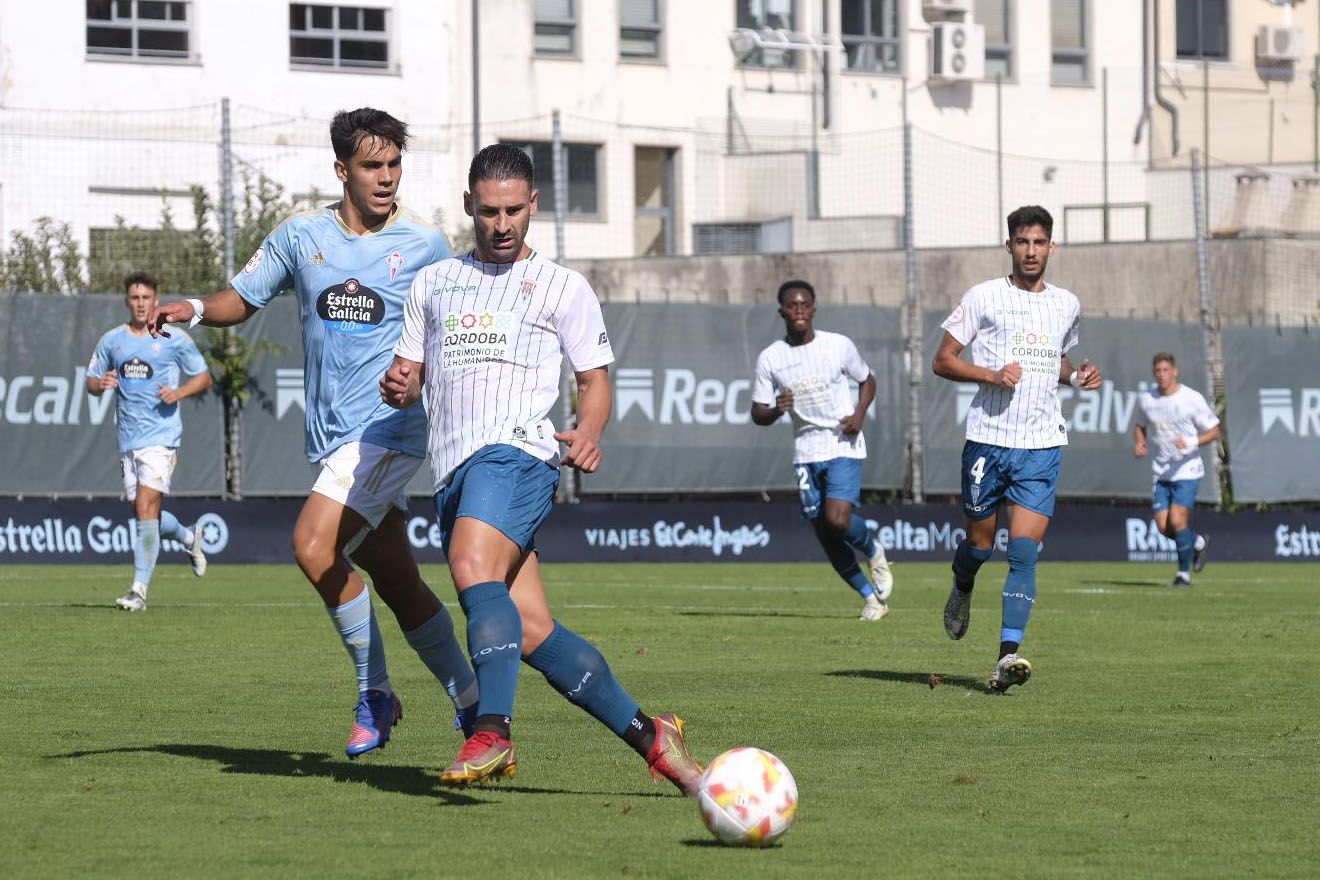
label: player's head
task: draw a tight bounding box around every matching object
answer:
[465,144,537,264]
[776,280,816,332]
[330,108,407,225]
[1005,205,1054,286]
[123,270,159,326]
[1152,352,1179,393]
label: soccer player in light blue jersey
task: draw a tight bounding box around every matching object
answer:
[150,108,477,757]
[87,271,212,612]
[932,206,1102,693]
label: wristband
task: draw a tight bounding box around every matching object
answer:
[1068,370,1082,388]
[186,298,205,329]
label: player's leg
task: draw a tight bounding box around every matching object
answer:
[117,447,172,611]
[825,457,893,603]
[511,552,702,795]
[350,506,478,734]
[1166,479,1199,585]
[944,442,1003,639]
[158,504,207,577]
[799,462,875,614]
[1151,482,1190,586]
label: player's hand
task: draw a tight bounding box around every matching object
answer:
[1174,435,1191,450]
[990,362,1022,388]
[838,412,864,437]
[96,369,119,393]
[775,389,794,413]
[148,301,195,338]
[555,428,602,473]
[1134,438,1147,457]
[158,384,183,405]
[1076,359,1102,390]
[380,361,420,409]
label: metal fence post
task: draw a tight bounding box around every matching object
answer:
[903,101,923,503]
[219,98,241,499]
[551,110,577,502]
[1190,149,1228,504]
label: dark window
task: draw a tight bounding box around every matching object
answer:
[620,0,662,60]
[505,141,602,217]
[841,0,900,74]
[86,0,190,59]
[535,0,577,55]
[1176,0,1228,60]
[290,4,390,69]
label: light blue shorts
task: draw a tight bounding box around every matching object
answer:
[434,444,560,555]
[1152,479,1199,512]
[794,457,863,521]
[961,441,1062,521]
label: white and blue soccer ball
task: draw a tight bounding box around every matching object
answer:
[696,747,798,847]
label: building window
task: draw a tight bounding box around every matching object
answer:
[620,0,662,60]
[536,0,577,55]
[86,0,191,59]
[736,0,795,69]
[841,0,899,74]
[290,4,389,69]
[506,141,601,217]
[1051,0,1088,84]
[1176,0,1228,60]
[976,0,1011,79]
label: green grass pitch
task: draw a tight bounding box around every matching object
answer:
[3,560,1318,879]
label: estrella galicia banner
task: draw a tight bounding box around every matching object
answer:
[581,303,907,493]
[0,293,224,496]
[1222,326,1320,502]
[920,312,1216,501]
[2,498,1316,564]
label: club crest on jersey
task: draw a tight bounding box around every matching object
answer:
[316,278,386,334]
[386,251,405,280]
[243,247,264,274]
[520,278,536,298]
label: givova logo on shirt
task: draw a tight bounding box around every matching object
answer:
[442,311,515,369]
[119,357,154,381]
[316,279,385,334]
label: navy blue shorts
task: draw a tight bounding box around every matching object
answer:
[794,457,863,520]
[1152,478,1199,512]
[434,444,560,555]
[960,441,1062,521]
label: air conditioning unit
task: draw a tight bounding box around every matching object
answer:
[931,22,985,82]
[923,0,973,18]
[1256,26,1304,61]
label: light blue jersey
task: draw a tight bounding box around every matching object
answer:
[232,204,449,462]
[87,325,209,453]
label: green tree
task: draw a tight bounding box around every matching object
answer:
[0,218,86,293]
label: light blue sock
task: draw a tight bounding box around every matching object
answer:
[953,540,994,591]
[819,528,873,598]
[133,519,160,586]
[842,514,874,556]
[1001,537,1039,645]
[403,604,479,711]
[158,510,192,545]
[1174,528,1195,575]
[327,587,389,693]
[459,581,522,721]
[523,621,640,736]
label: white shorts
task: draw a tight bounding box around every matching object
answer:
[121,445,178,500]
[310,441,423,529]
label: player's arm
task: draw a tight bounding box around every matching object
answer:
[1133,422,1148,457]
[838,373,875,437]
[86,369,117,396]
[750,353,789,425]
[159,368,213,405]
[149,288,259,338]
[380,355,425,409]
[931,332,1020,388]
[1178,421,1222,450]
[1059,354,1101,390]
[556,367,610,473]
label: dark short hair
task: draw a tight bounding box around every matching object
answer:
[123,270,158,295]
[1153,352,1177,367]
[330,108,408,161]
[1006,205,1054,239]
[469,144,535,190]
[777,280,815,305]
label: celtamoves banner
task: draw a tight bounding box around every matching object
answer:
[3,498,1316,564]
[0,293,224,495]
[920,312,1217,501]
[1222,325,1320,503]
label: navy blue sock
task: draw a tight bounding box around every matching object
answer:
[1000,537,1039,646]
[523,621,640,737]
[458,581,522,724]
[841,514,874,556]
[1174,528,1194,575]
[819,528,873,598]
[953,540,993,592]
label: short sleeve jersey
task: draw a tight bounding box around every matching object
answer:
[87,324,208,453]
[231,204,450,462]
[941,277,1081,449]
[395,250,614,489]
[1134,384,1220,482]
[751,330,872,464]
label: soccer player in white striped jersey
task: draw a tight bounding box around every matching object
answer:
[932,205,1102,693]
[382,144,702,794]
[1133,352,1221,587]
[750,281,894,620]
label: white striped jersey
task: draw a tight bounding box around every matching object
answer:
[394,250,614,489]
[1134,384,1219,482]
[751,330,871,464]
[942,277,1081,450]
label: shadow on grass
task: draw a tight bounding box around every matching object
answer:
[825,669,991,694]
[1078,578,1171,588]
[676,610,833,620]
[681,838,783,849]
[52,744,482,804]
